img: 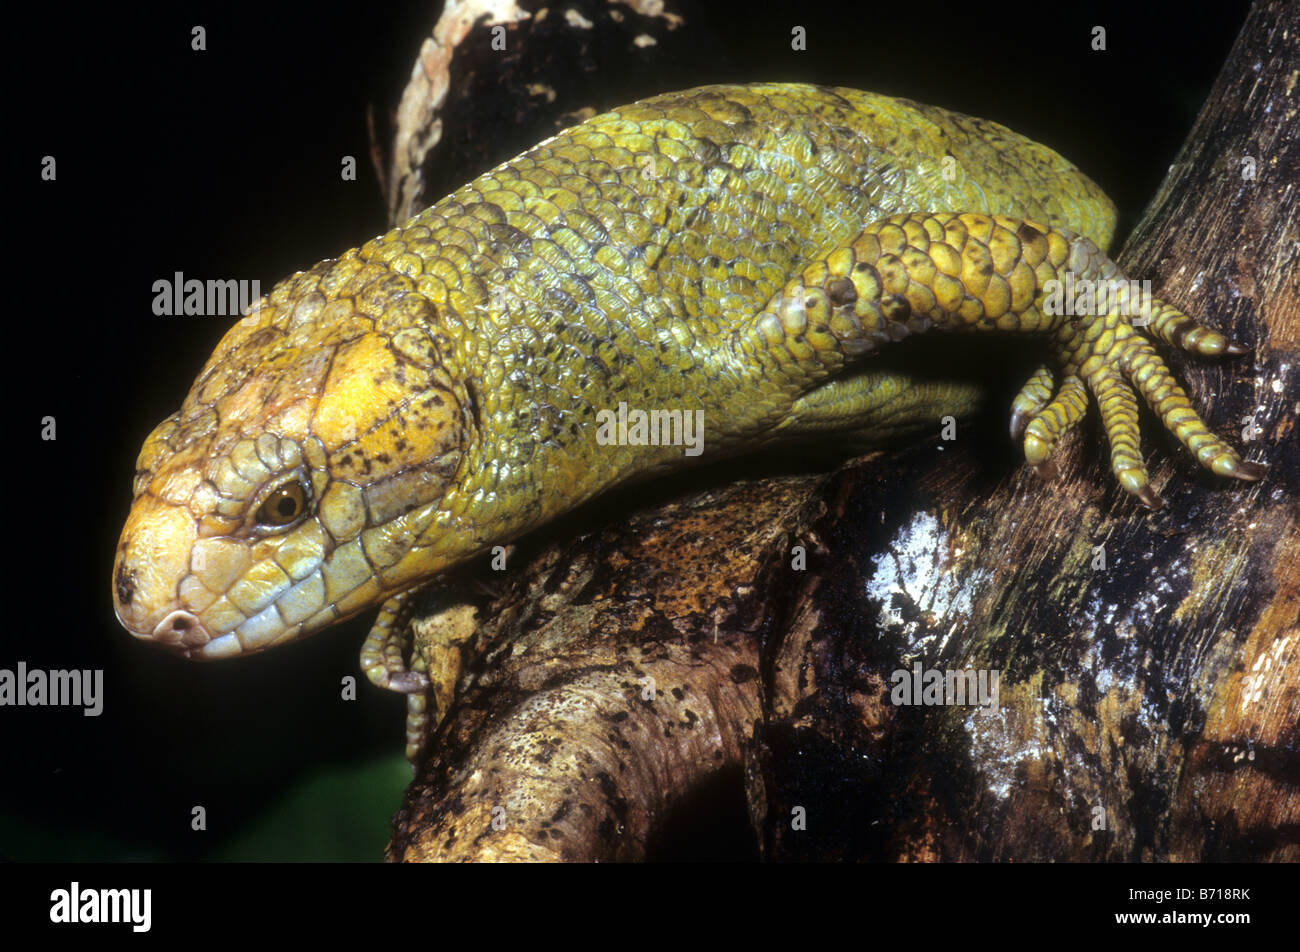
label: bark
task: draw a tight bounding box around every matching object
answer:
[387,477,803,860]
[387,0,1298,861]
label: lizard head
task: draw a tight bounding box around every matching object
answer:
[113,260,476,659]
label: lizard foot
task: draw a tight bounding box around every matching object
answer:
[360,589,431,694]
[1019,274,1266,507]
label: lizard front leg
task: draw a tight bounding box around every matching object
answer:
[361,589,433,766]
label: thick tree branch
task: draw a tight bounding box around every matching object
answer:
[388,0,1297,862]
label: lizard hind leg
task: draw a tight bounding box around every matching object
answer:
[735,211,1264,506]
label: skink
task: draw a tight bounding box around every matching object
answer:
[113,83,1263,696]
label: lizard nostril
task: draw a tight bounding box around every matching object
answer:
[153,610,209,647]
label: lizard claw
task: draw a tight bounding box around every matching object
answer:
[1029,458,1059,482]
[1223,458,1268,481]
[1135,484,1165,511]
[1010,408,1030,442]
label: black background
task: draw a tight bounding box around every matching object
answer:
[4,0,1260,869]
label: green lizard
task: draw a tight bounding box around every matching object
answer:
[112,83,1263,731]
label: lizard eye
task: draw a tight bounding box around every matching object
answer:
[255,480,309,527]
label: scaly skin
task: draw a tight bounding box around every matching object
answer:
[113,83,1263,703]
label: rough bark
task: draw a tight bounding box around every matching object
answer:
[387,477,804,860]
[387,0,1298,861]
[754,0,1298,863]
